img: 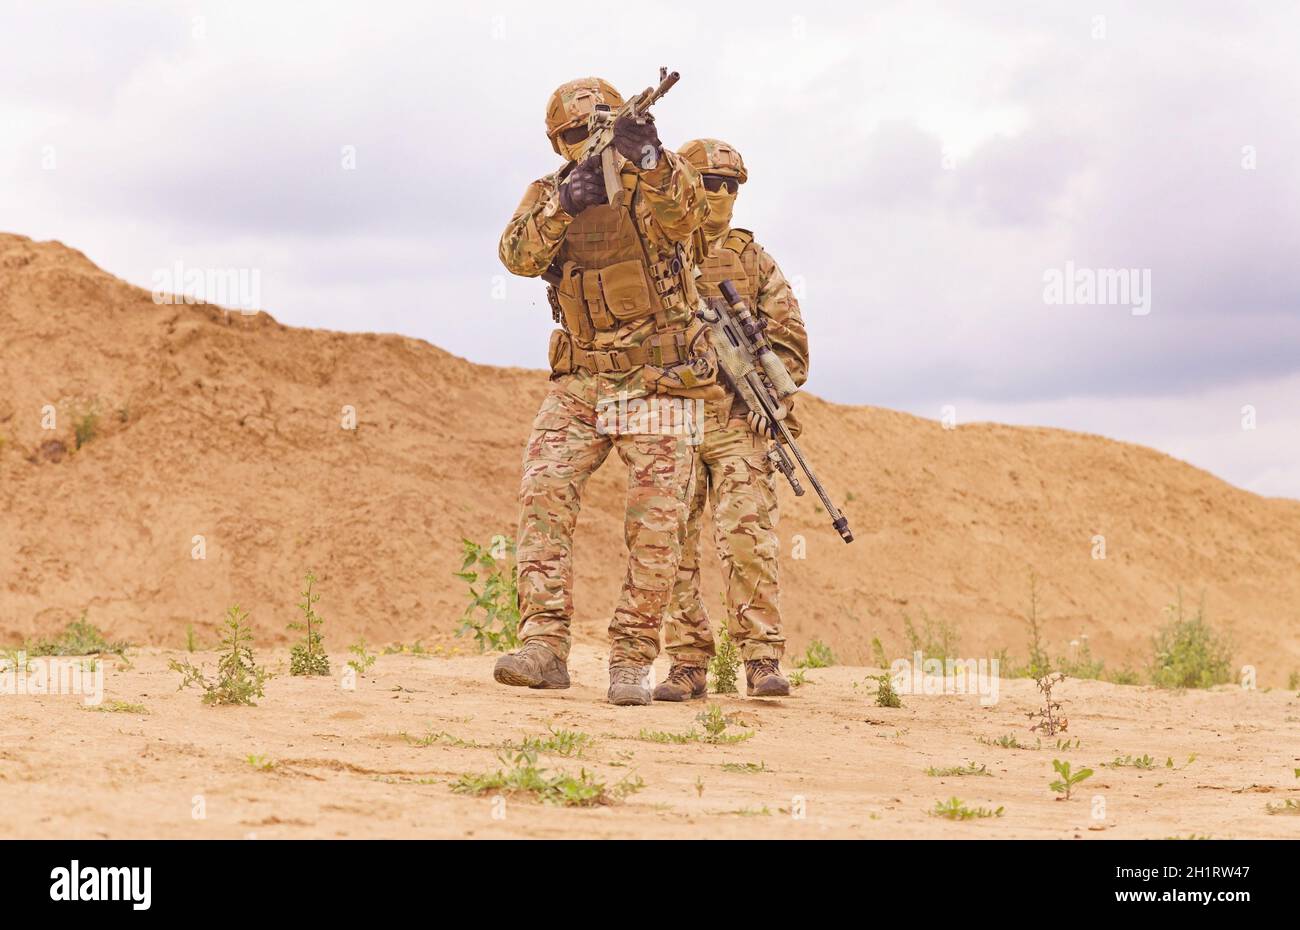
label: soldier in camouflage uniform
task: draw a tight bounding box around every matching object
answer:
[654,138,810,701]
[493,78,721,705]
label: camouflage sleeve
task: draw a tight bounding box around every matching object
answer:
[498,175,575,277]
[634,148,708,245]
[755,245,809,387]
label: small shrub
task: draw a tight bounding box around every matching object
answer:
[1027,672,1067,736]
[794,638,835,669]
[1107,754,1157,770]
[1148,591,1232,689]
[637,704,752,745]
[169,605,270,706]
[452,749,640,806]
[84,701,149,714]
[1049,759,1093,800]
[1107,666,1140,686]
[930,797,1004,820]
[926,761,990,777]
[1023,571,1051,679]
[347,639,377,675]
[27,612,128,657]
[288,571,330,676]
[454,535,520,652]
[870,637,888,669]
[1057,636,1104,680]
[873,671,902,708]
[515,726,592,758]
[902,610,961,663]
[709,627,740,693]
[721,761,767,774]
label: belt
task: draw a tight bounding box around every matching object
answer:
[571,331,691,374]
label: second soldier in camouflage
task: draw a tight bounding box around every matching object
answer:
[656,138,810,700]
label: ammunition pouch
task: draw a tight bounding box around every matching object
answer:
[554,261,594,341]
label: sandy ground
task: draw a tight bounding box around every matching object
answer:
[4,645,1297,839]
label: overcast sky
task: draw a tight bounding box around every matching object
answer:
[4,0,1298,497]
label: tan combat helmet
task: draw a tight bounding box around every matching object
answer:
[678,138,748,184]
[546,77,625,157]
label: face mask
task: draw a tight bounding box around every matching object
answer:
[704,189,736,237]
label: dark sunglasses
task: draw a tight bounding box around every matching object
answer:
[702,174,739,194]
[560,124,591,146]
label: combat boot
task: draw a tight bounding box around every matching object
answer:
[607,666,653,706]
[745,658,790,697]
[493,641,570,689]
[652,664,708,702]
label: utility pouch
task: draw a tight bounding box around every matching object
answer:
[644,322,719,394]
[555,261,595,342]
[591,259,655,323]
[547,328,575,376]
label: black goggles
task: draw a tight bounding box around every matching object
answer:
[559,124,591,146]
[701,174,739,194]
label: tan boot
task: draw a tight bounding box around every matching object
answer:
[493,641,570,689]
[607,666,653,706]
[745,658,790,697]
[653,664,708,702]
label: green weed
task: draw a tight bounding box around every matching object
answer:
[709,626,740,694]
[926,761,990,777]
[873,671,902,708]
[1148,591,1233,689]
[169,605,270,706]
[793,638,835,669]
[454,535,521,652]
[929,797,1004,820]
[1049,759,1093,800]
[288,572,330,676]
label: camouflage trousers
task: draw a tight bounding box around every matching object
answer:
[515,379,696,667]
[663,422,785,664]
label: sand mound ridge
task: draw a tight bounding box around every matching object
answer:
[2,233,1297,683]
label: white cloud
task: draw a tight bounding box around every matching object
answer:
[2,0,1297,495]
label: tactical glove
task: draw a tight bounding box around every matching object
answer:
[612,113,663,169]
[558,156,608,215]
[745,409,777,439]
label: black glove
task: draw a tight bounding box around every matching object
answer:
[612,113,662,169]
[558,155,608,215]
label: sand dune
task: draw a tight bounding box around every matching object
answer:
[2,232,1298,685]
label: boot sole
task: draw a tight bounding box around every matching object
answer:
[652,689,707,702]
[747,684,790,697]
[608,691,653,706]
[529,677,570,690]
[494,664,541,688]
